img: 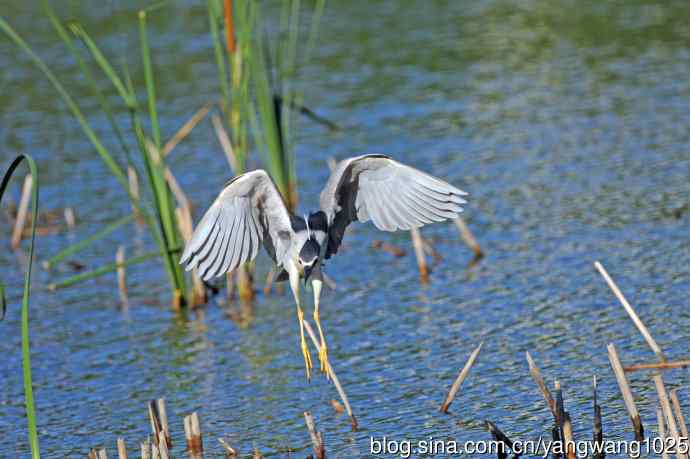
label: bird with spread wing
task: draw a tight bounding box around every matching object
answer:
[180,154,468,380]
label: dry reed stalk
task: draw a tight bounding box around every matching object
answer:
[330,399,344,415]
[145,140,192,213]
[141,438,151,459]
[371,240,405,257]
[184,412,203,455]
[218,438,238,458]
[127,166,142,223]
[554,380,565,445]
[484,421,514,459]
[303,320,358,430]
[526,351,558,421]
[592,376,604,459]
[595,261,667,362]
[157,399,171,448]
[440,342,483,413]
[116,246,128,306]
[562,413,576,459]
[157,431,170,459]
[453,216,483,259]
[658,406,670,459]
[654,374,685,459]
[211,114,238,173]
[163,104,211,157]
[670,390,689,441]
[117,438,127,459]
[410,227,428,283]
[64,207,76,230]
[11,174,32,249]
[304,411,325,459]
[176,207,206,306]
[608,343,644,441]
[624,360,690,372]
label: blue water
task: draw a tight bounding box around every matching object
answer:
[1,1,690,457]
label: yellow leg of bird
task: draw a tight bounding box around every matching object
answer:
[290,269,312,380]
[297,303,313,380]
[312,277,329,378]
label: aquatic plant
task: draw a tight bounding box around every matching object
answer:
[0,154,41,459]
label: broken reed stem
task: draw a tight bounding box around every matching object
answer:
[658,406,670,459]
[670,390,689,441]
[303,319,358,430]
[218,438,238,458]
[64,207,76,230]
[157,399,171,448]
[157,431,170,459]
[163,104,211,157]
[184,412,203,455]
[594,261,667,362]
[116,246,128,306]
[562,412,576,459]
[410,227,428,283]
[607,343,644,441]
[304,411,325,459]
[117,438,127,459]
[141,438,151,459]
[592,376,604,459]
[127,166,142,223]
[453,216,483,259]
[624,360,690,372]
[440,342,483,414]
[526,351,558,421]
[212,113,238,173]
[484,421,513,459]
[654,374,685,459]
[11,173,32,249]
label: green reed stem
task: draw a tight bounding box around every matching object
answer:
[0,154,41,459]
[43,214,134,270]
[49,251,160,290]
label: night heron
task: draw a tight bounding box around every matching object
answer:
[180,154,468,379]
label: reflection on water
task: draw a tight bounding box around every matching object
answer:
[1,0,690,457]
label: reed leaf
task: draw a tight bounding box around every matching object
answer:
[0,154,41,459]
[42,214,134,270]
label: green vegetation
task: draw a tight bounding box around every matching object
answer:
[0,154,41,459]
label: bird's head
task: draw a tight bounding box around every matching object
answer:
[298,238,320,282]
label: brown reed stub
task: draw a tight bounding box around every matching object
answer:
[184,411,203,455]
[670,389,689,441]
[607,343,644,441]
[140,437,151,459]
[304,411,326,459]
[218,438,238,458]
[116,438,127,459]
[252,449,263,459]
[591,376,604,459]
[525,351,558,421]
[653,374,685,459]
[562,412,576,459]
[330,399,344,415]
[440,342,483,414]
[658,406,670,459]
[484,421,515,459]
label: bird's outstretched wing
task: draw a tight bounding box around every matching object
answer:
[180,170,293,281]
[319,154,468,259]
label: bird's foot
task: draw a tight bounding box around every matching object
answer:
[319,344,331,379]
[301,337,313,381]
